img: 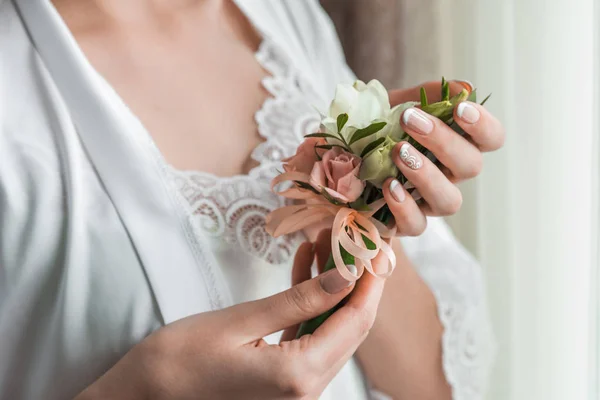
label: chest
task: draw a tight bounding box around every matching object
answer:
[75,17,268,176]
[62,7,326,266]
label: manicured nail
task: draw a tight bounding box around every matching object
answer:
[320,268,352,294]
[402,108,434,135]
[457,102,480,124]
[455,79,474,92]
[389,179,406,203]
[398,143,423,170]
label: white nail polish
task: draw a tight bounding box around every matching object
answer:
[389,179,406,203]
[457,102,480,124]
[457,102,468,118]
[456,79,474,91]
[402,108,414,126]
[402,108,433,135]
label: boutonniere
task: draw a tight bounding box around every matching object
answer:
[267,78,489,336]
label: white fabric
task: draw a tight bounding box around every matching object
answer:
[0,0,494,399]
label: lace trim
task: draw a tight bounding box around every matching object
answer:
[134,114,228,311]
[167,38,320,265]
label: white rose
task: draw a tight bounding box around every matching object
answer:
[321,79,417,154]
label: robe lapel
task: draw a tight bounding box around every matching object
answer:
[14,0,233,323]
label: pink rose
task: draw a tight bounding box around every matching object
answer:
[309,147,365,203]
[283,137,326,174]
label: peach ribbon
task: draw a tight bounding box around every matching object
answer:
[266,171,397,282]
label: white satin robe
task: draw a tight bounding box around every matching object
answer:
[0,1,495,399]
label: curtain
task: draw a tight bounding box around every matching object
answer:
[323,1,600,399]
[320,0,447,89]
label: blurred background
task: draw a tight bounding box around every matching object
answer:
[321,1,600,399]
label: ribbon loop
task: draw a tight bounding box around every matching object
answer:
[266,176,397,282]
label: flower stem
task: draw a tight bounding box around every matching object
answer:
[296,252,346,338]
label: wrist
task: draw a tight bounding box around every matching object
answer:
[75,343,154,400]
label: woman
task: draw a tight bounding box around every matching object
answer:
[0,0,503,399]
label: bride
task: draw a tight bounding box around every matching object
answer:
[0,0,504,399]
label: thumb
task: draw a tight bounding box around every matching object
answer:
[230,246,354,341]
[389,79,473,106]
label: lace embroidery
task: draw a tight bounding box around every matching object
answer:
[168,39,320,265]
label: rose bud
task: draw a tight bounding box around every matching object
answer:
[358,136,399,188]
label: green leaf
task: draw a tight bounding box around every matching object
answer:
[336,113,349,132]
[314,145,323,161]
[350,197,371,211]
[359,136,386,158]
[421,100,454,120]
[339,244,355,266]
[420,87,428,107]
[449,89,470,106]
[361,234,377,250]
[468,89,478,103]
[320,187,344,205]
[349,122,387,145]
[316,144,349,151]
[441,77,450,101]
[304,132,343,140]
[480,93,492,106]
[294,181,320,194]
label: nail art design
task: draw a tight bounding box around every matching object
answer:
[399,143,423,170]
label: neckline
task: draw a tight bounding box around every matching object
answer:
[165,37,286,182]
[47,0,290,183]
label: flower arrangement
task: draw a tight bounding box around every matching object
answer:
[266,78,489,337]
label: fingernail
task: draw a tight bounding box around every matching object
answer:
[398,143,423,170]
[320,268,352,294]
[455,79,474,92]
[389,179,405,203]
[402,108,433,135]
[457,102,480,124]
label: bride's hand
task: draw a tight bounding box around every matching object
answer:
[381,80,505,236]
[75,242,383,400]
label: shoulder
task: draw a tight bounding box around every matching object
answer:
[0,0,67,227]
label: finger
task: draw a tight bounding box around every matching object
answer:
[231,267,354,342]
[309,337,363,397]
[392,142,463,216]
[382,178,427,236]
[308,272,385,366]
[280,242,316,342]
[454,101,505,152]
[315,229,332,274]
[292,242,314,285]
[400,106,483,180]
[389,79,472,105]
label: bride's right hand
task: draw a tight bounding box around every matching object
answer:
[75,242,385,400]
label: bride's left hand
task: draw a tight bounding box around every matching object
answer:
[381,80,505,236]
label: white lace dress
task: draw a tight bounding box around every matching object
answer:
[165,37,496,400]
